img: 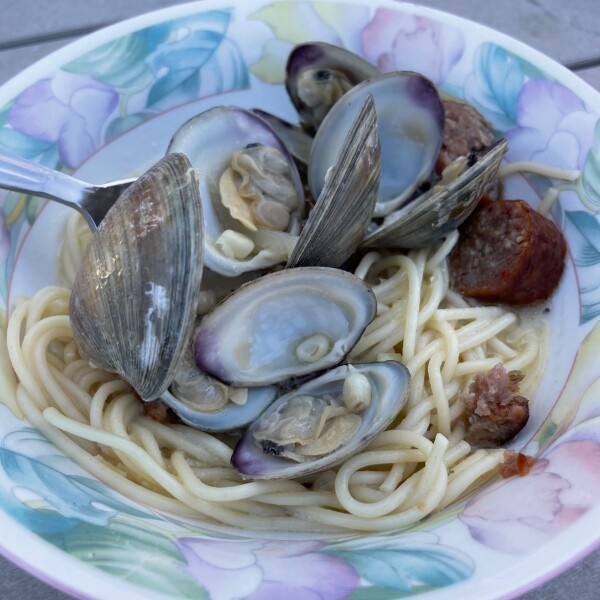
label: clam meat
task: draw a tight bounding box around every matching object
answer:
[167,107,305,277]
[231,361,411,479]
[286,41,380,132]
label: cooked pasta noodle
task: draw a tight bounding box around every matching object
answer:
[1,212,547,533]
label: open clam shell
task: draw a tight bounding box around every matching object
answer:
[70,153,203,401]
[231,361,410,480]
[161,386,278,432]
[287,94,380,269]
[362,138,509,249]
[286,42,380,132]
[309,72,444,218]
[194,267,376,387]
[167,106,305,277]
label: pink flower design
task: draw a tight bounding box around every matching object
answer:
[176,538,359,600]
[361,10,464,85]
[460,438,600,554]
[506,79,598,170]
[8,70,118,169]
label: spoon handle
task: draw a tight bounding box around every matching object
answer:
[0,151,90,206]
[0,150,134,230]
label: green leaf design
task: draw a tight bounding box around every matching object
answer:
[581,118,600,211]
[43,520,207,599]
[249,39,290,83]
[24,196,43,224]
[538,419,559,448]
[566,210,600,322]
[250,3,321,45]
[347,585,435,600]
[464,44,523,130]
[325,538,473,593]
[64,28,169,93]
[566,211,600,260]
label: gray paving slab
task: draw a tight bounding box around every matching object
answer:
[421,0,600,64]
[0,0,180,43]
[0,39,68,84]
[2,0,600,65]
[578,66,600,90]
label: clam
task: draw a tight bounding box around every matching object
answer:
[287,94,380,268]
[309,72,444,218]
[286,42,380,132]
[194,267,376,387]
[160,345,278,431]
[167,107,305,277]
[162,386,278,432]
[70,153,203,400]
[231,361,410,479]
[362,138,509,248]
[161,349,278,431]
[251,109,313,167]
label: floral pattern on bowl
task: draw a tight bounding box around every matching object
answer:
[0,1,600,599]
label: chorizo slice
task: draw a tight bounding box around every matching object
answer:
[436,100,495,174]
[463,363,529,448]
[449,197,566,305]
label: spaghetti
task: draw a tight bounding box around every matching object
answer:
[1,211,546,532]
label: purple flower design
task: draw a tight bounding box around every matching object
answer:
[0,213,9,264]
[506,79,597,170]
[8,70,118,169]
[361,10,464,85]
[176,537,359,600]
[460,438,600,554]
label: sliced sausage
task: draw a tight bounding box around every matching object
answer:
[143,399,182,425]
[449,197,566,305]
[436,100,495,174]
[463,363,529,447]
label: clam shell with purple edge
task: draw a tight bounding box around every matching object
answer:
[285,41,380,132]
[167,106,305,277]
[309,71,445,218]
[231,361,410,480]
[194,267,376,387]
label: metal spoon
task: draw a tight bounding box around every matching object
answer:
[0,151,133,231]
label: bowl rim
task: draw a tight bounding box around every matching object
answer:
[1,1,600,599]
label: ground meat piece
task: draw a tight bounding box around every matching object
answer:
[436,100,495,174]
[464,363,529,447]
[499,450,535,478]
[143,399,182,424]
[449,197,566,305]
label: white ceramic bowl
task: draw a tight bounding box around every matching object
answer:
[1,1,600,598]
